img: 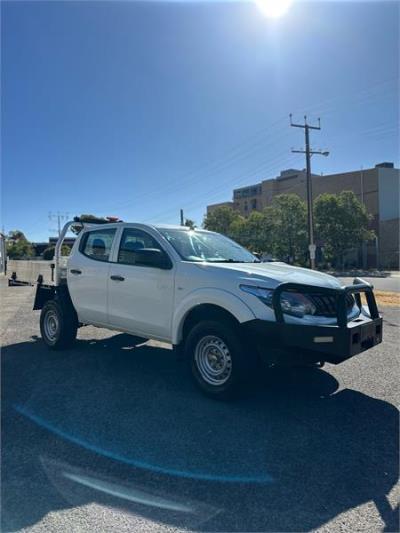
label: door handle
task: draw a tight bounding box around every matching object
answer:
[70,269,82,275]
[110,275,125,281]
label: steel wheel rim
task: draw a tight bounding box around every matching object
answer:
[44,310,59,342]
[194,335,232,386]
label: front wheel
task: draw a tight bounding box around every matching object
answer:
[185,319,256,400]
[40,299,77,350]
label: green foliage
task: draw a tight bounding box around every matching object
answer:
[202,198,306,261]
[184,218,196,230]
[314,190,374,266]
[203,206,242,235]
[267,195,308,263]
[5,230,34,259]
[202,192,373,267]
[234,210,275,254]
[42,245,71,260]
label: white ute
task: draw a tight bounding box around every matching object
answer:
[33,218,382,399]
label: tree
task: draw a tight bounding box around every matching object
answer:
[229,215,249,247]
[268,195,308,263]
[202,200,307,261]
[184,218,196,230]
[203,206,242,235]
[240,210,275,254]
[5,230,34,259]
[42,245,71,260]
[314,190,374,267]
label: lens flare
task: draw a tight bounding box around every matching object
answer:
[255,0,293,18]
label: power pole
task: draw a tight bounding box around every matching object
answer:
[49,212,69,238]
[290,114,329,269]
[180,209,184,227]
[360,166,367,269]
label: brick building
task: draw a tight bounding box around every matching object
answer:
[207,163,399,269]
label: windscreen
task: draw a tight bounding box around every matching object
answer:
[158,228,259,263]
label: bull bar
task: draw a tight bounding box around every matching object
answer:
[243,278,383,365]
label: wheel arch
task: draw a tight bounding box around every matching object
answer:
[172,289,255,345]
[33,284,75,311]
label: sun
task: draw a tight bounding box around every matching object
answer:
[255,0,293,18]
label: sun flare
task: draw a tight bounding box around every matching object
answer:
[255,0,293,18]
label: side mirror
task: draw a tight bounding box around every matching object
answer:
[133,248,172,269]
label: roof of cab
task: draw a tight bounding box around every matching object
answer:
[152,223,211,232]
[80,221,211,233]
[152,223,190,230]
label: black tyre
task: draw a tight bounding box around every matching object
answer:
[40,299,77,350]
[185,319,256,400]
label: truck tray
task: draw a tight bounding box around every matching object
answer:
[8,258,68,286]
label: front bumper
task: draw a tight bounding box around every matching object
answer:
[242,279,383,365]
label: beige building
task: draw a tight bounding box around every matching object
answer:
[206,201,235,215]
[207,163,399,269]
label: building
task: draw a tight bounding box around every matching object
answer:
[32,236,76,257]
[49,236,76,248]
[207,163,400,269]
[206,201,235,215]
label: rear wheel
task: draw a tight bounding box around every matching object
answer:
[40,299,77,350]
[185,319,256,400]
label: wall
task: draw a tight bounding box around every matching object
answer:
[379,218,400,269]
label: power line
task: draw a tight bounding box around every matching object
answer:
[48,212,69,238]
[101,79,396,216]
[145,152,300,224]
[59,78,396,222]
[85,116,293,215]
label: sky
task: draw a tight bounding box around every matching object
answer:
[1,0,399,242]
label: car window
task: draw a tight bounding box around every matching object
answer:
[158,228,259,263]
[118,228,163,265]
[80,228,116,262]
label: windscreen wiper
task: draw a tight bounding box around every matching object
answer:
[208,259,253,263]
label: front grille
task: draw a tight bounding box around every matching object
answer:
[308,293,355,317]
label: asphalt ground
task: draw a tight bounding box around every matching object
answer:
[1,277,399,532]
[337,276,400,293]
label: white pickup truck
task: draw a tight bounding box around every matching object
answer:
[31,218,382,399]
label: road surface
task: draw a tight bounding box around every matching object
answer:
[1,277,399,532]
[337,275,400,293]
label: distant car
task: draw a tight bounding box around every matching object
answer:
[30,220,382,400]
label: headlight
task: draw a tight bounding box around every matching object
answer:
[240,285,273,305]
[279,291,316,318]
[240,285,316,318]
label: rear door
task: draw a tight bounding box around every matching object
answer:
[67,227,117,325]
[108,227,175,340]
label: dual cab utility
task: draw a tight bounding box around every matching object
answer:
[33,218,382,399]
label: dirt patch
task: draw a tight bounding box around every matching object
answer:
[361,291,400,308]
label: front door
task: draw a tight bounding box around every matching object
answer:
[108,228,175,340]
